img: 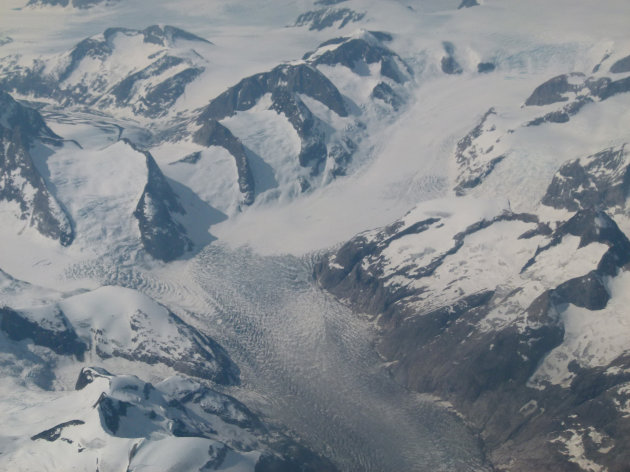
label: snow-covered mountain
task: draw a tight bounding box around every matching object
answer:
[0,24,211,118]
[0,91,73,246]
[1,0,630,470]
[2,366,336,471]
[180,29,412,207]
[315,173,630,469]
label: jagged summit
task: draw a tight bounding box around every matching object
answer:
[0,25,210,118]
[124,139,193,262]
[183,28,412,209]
[304,30,412,84]
[12,365,337,471]
[1,1,630,471]
[0,91,73,246]
[294,7,365,31]
[0,90,60,143]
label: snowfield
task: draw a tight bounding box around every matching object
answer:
[1,0,630,470]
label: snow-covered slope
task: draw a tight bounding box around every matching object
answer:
[0,367,335,472]
[2,0,630,470]
[0,277,337,471]
[0,24,211,119]
[156,29,413,212]
[1,283,239,385]
[11,123,192,262]
[0,91,73,246]
[315,145,630,470]
[452,64,630,199]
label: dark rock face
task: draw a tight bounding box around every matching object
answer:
[441,41,463,75]
[198,63,347,121]
[140,25,212,46]
[552,271,610,310]
[0,127,74,245]
[126,140,192,262]
[27,0,69,5]
[453,108,506,194]
[106,55,203,117]
[196,63,346,177]
[596,77,630,100]
[316,211,538,317]
[0,306,87,359]
[72,0,110,7]
[525,73,630,126]
[380,295,565,410]
[594,75,630,101]
[31,420,85,441]
[371,82,403,110]
[314,196,630,471]
[193,120,255,204]
[525,73,585,106]
[486,356,630,472]
[458,0,480,8]
[0,92,74,245]
[315,212,570,370]
[139,311,240,385]
[441,56,462,75]
[75,366,112,390]
[542,145,629,212]
[522,208,630,278]
[456,154,504,194]
[609,54,630,73]
[313,216,437,315]
[311,35,412,84]
[592,53,611,73]
[294,8,365,31]
[526,96,593,126]
[94,393,130,435]
[368,31,393,42]
[477,62,495,73]
[77,369,338,471]
[455,108,494,159]
[191,32,409,200]
[69,292,243,385]
[270,90,327,168]
[200,444,229,470]
[11,285,237,386]
[0,91,60,144]
[314,0,347,5]
[142,67,203,115]
[175,385,263,431]
[0,26,208,117]
[173,151,202,164]
[110,57,186,105]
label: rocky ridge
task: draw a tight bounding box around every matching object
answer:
[315,144,630,471]
[0,91,73,245]
[0,25,209,118]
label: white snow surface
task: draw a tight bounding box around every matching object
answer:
[532,271,630,388]
[0,373,260,472]
[38,139,146,255]
[0,0,628,258]
[1,0,630,470]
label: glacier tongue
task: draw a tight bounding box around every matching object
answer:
[190,244,490,472]
[2,0,630,470]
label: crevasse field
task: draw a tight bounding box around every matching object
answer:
[1,0,630,471]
